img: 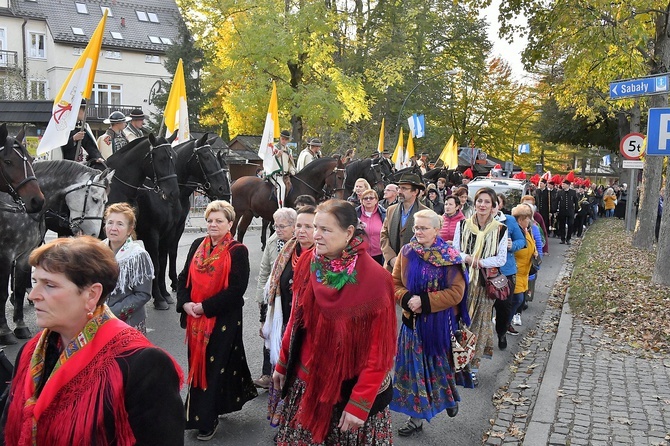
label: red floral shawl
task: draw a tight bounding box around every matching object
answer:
[290,240,397,442]
[186,233,235,389]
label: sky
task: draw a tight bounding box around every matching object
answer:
[480,1,529,82]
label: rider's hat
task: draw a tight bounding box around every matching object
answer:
[280,130,292,139]
[103,111,131,124]
[129,108,145,120]
[309,138,323,147]
[395,172,425,191]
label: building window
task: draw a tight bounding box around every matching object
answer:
[136,11,148,21]
[28,80,47,100]
[72,27,85,36]
[75,2,87,14]
[93,83,122,107]
[28,32,46,59]
[148,35,161,44]
[0,28,6,66]
[105,50,121,59]
[100,6,113,17]
[110,31,123,40]
[145,54,160,64]
[147,12,159,23]
[160,37,172,45]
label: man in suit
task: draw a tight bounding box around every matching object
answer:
[380,173,428,271]
[556,178,579,245]
[60,99,104,163]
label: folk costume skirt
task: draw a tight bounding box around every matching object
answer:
[277,378,393,446]
[390,324,460,420]
[468,284,495,369]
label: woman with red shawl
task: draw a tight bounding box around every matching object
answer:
[3,236,184,445]
[177,200,257,441]
[272,199,397,445]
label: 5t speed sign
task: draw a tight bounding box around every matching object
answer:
[620,132,645,160]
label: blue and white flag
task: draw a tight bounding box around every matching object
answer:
[602,154,611,166]
[407,114,426,138]
[517,143,530,154]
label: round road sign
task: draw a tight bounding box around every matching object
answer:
[619,132,645,160]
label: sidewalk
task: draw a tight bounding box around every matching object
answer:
[484,238,670,446]
[183,214,264,233]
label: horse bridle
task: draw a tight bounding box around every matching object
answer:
[46,173,108,233]
[0,141,38,213]
[323,167,346,199]
[112,143,177,199]
[183,143,229,198]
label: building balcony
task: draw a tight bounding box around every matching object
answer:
[0,50,19,70]
[85,103,143,122]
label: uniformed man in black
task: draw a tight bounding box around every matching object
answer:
[556,178,579,245]
[60,99,104,163]
[534,177,550,234]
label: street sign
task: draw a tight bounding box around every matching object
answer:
[622,160,644,169]
[609,74,669,100]
[646,108,670,156]
[619,132,645,160]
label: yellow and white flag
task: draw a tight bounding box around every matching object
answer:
[164,58,190,145]
[405,130,415,167]
[377,118,385,154]
[37,11,107,155]
[392,128,404,171]
[258,81,281,174]
[438,134,459,169]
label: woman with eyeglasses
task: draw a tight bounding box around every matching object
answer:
[452,187,508,386]
[264,206,317,428]
[254,208,297,390]
[390,209,468,437]
[356,188,386,265]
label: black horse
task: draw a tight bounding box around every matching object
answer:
[343,158,389,197]
[424,167,463,186]
[105,134,181,310]
[0,161,112,344]
[156,134,231,292]
[0,124,45,213]
[386,165,425,184]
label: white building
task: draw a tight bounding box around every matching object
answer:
[0,0,182,133]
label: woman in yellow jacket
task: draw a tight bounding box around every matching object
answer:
[603,187,616,217]
[508,204,538,332]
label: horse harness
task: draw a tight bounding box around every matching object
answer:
[179,143,229,198]
[0,141,38,213]
[44,173,108,233]
[111,142,177,200]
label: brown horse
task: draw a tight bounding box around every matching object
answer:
[0,124,44,213]
[231,157,344,243]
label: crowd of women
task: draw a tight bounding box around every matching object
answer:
[0,170,551,445]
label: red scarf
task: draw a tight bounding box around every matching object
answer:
[5,316,177,446]
[186,233,235,389]
[290,241,397,442]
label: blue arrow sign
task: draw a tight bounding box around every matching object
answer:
[610,74,669,100]
[646,108,670,156]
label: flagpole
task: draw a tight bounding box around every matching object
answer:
[75,102,89,157]
[395,69,458,132]
[511,109,542,171]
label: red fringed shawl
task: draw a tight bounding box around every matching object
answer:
[290,242,397,443]
[186,233,234,389]
[5,318,178,446]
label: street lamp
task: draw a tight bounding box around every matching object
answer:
[395,69,459,131]
[511,109,542,169]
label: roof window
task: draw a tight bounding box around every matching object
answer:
[110,31,124,40]
[136,11,148,21]
[101,6,113,17]
[72,27,85,36]
[147,12,159,23]
[160,37,172,45]
[148,35,161,44]
[75,2,88,13]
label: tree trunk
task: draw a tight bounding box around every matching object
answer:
[632,12,669,250]
[652,164,669,284]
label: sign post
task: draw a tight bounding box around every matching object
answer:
[610,74,669,100]
[619,132,645,231]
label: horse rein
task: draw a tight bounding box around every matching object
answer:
[55,173,108,232]
[111,142,177,200]
[323,167,346,199]
[0,141,38,213]
[181,143,229,198]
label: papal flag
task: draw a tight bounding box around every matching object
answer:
[258,81,281,174]
[164,58,190,145]
[392,128,404,171]
[37,10,108,154]
[377,118,385,154]
[405,130,415,167]
[438,134,459,169]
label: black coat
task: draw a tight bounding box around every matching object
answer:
[176,237,257,431]
[61,122,104,161]
[556,188,579,216]
[535,187,550,224]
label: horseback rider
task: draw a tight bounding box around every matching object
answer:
[98,111,131,159]
[123,108,148,142]
[60,99,105,164]
[267,129,295,208]
[296,138,322,172]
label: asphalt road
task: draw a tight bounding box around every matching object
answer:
[2,228,566,445]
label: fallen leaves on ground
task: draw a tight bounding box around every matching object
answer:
[569,219,670,357]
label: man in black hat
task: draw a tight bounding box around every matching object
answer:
[60,99,104,163]
[380,173,428,271]
[556,178,579,245]
[97,111,131,158]
[123,108,147,142]
[296,137,322,172]
[417,152,429,174]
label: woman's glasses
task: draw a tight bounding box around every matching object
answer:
[362,196,377,201]
[275,224,293,230]
[412,226,432,233]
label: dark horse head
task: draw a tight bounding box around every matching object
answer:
[106,133,179,203]
[0,124,45,213]
[344,158,386,196]
[174,133,231,202]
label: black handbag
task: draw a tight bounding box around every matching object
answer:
[529,255,542,276]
